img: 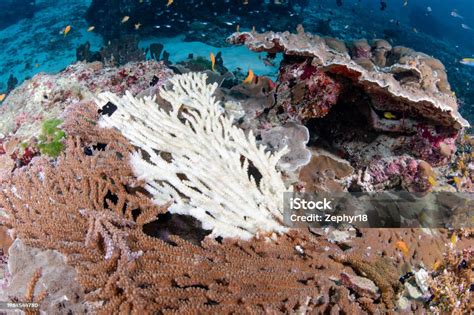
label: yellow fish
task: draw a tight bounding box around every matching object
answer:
[450,233,458,246]
[0,94,6,102]
[166,0,174,7]
[210,52,216,71]
[121,16,130,23]
[134,23,141,30]
[395,240,409,258]
[428,176,437,186]
[453,176,462,189]
[383,112,397,119]
[243,69,255,84]
[63,25,71,36]
[433,260,441,270]
[87,26,95,32]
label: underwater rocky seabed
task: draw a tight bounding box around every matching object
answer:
[0,1,473,315]
[0,28,472,314]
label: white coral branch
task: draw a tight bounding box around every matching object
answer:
[96,72,289,239]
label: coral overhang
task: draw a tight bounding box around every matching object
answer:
[227,26,469,130]
[227,27,470,192]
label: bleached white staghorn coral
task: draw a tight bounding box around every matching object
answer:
[96,72,289,239]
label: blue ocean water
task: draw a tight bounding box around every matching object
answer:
[0,0,473,125]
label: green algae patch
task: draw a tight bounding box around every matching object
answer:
[38,118,66,158]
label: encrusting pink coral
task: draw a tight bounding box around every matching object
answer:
[275,59,341,122]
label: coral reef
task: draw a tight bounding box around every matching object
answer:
[227,26,468,129]
[0,60,172,178]
[97,72,289,239]
[227,26,470,191]
[99,36,146,67]
[37,118,66,158]
[260,122,311,172]
[2,240,85,314]
[332,253,402,310]
[0,60,171,141]
[11,268,47,315]
[0,105,377,313]
[0,28,471,313]
[428,246,473,313]
[274,59,341,122]
[299,149,354,192]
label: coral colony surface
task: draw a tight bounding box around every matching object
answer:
[0,1,473,314]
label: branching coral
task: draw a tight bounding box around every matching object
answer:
[0,132,372,313]
[96,72,290,240]
[10,268,47,315]
[0,136,168,312]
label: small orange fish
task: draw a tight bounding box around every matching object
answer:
[395,240,409,258]
[63,25,71,36]
[166,0,174,7]
[121,16,130,23]
[87,26,95,32]
[0,94,6,102]
[210,52,216,71]
[243,69,255,84]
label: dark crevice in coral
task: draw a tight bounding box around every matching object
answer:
[392,69,421,84]
[335,243,352,252]
[84,143,107,156]
[103,190,118,208]
[142,212,211,246]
